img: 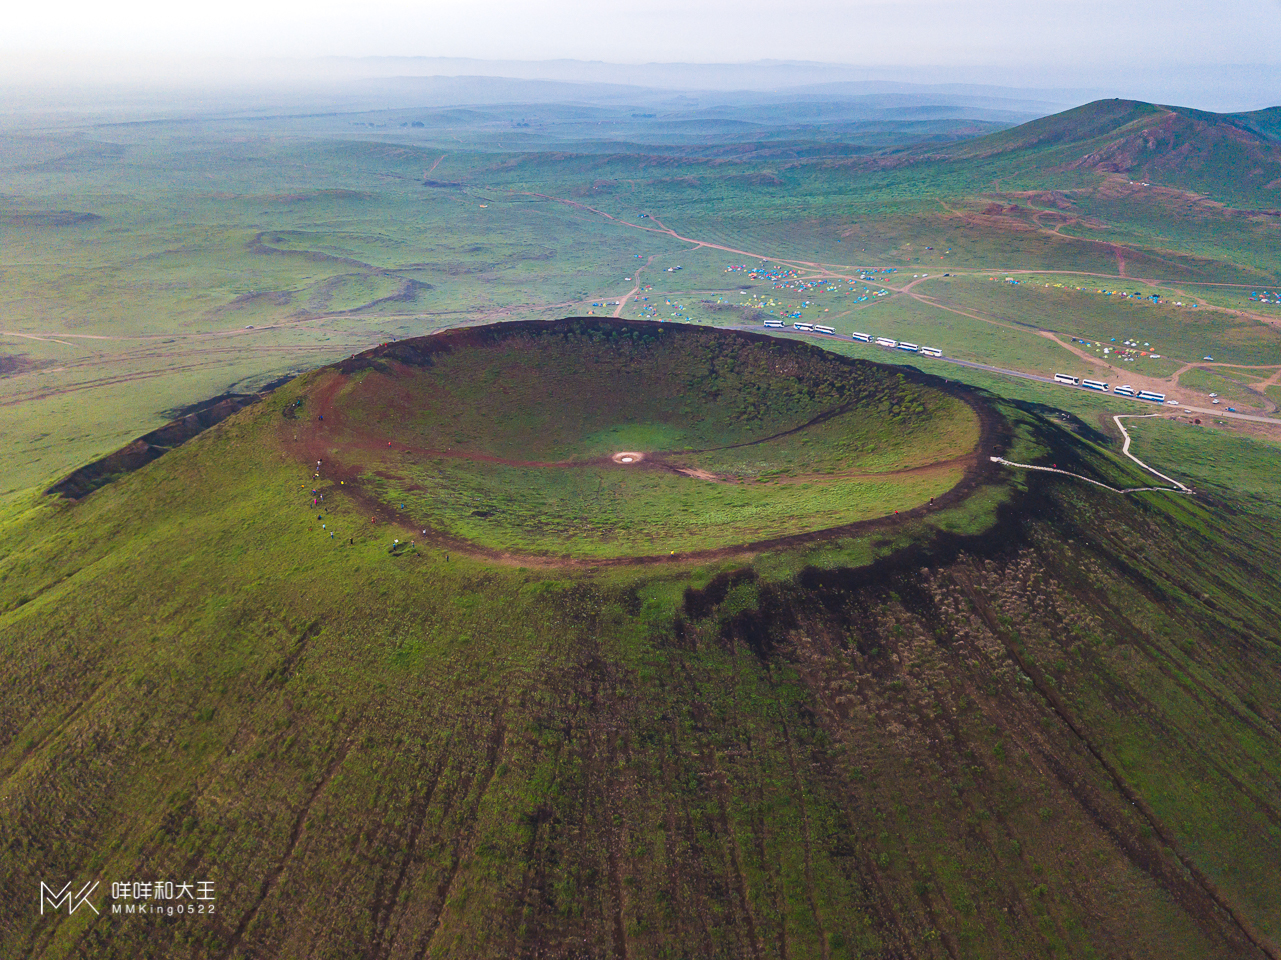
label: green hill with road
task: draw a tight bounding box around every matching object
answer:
[3,319,1281,959]
[3,91,1281,959]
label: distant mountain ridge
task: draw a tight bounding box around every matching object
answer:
[945,98,1281,203]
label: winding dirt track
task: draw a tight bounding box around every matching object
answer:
[287,341,1003,568]
[613,255,655,318]
[520,189,1281,404]
[12,188,1277,423]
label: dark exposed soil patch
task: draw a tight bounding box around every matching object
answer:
[325,277,435,315]
[2,211,103,227]
[726,172,785,187]
[247,231,374,270]
[47,387,285,501]
[217,290,294,312]
[0,354,50,377]
[703,301,770,324]
[160,380,292,421]
[264,189,372,202]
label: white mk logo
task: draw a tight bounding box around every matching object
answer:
[39,881,100,915]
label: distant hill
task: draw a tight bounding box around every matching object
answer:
[945,98,1281,203]
[947,99,1169,156]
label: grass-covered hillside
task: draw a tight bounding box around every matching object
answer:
[1,356,1279,958]
[943,99,1281,205]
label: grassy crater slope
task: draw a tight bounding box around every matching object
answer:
[0,372,1280,959]
[298,319,982,559]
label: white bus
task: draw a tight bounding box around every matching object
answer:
[762,319,784,328]
[897,341,920,352]
[1054,374,1081,386]
[793,322,814,331]
[919,347,942,358]
[851,331,871,342]
[875,337,898,348]
[1082,379,1108,391]
[813,324,836,335]
[1114,385,1136,397]
[1137,390,1166,403]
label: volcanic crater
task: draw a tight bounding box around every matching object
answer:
[292,318,990,561]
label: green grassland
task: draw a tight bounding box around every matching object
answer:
[1176,368,1271,408]
[3,96,1281,959]
[1123,416,1281,520]
[917,276,1281,367]
[5,98,1281,493]
[377,459,961,557]
[1046,193,1281,282]
[673,392,975,478]
[826,294,1086,373]
[0,141,692,492]
[1211,366,1274,382]
[1177,284,1281,314]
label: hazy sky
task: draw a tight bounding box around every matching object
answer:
[7,0,1281,66]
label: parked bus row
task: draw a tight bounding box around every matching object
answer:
[765,319,942,359]
[763,320,1182,406]
[1054,374,1174,404]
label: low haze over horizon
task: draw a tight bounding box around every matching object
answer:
[4,0,1281,113]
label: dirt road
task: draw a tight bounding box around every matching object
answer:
[613,256,655,318]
